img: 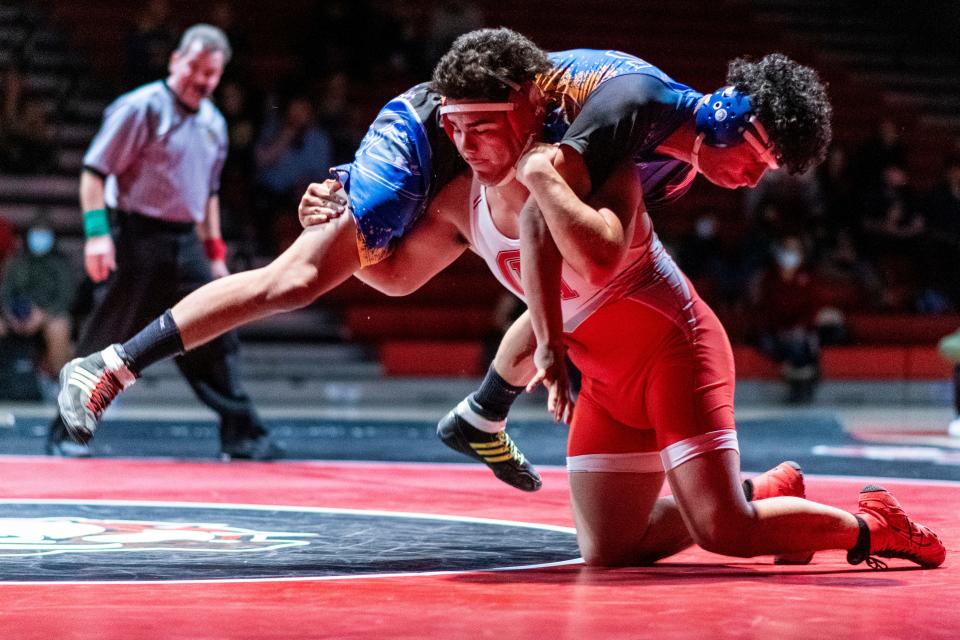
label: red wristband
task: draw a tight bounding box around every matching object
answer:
[204,237,227,261]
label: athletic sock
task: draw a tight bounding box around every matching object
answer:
[120,309,185,376]
[846,515,871,564]
[467,364,525,421]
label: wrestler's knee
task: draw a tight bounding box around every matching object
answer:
[580,539,634,567]
[578,533,662,567]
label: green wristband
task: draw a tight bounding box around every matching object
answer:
[83,208,110,237]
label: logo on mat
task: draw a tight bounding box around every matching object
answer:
[0,501,580,582]
[0,517,315,557]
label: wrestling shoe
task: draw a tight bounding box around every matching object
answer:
[57,345,137,444]
[221,434,285,461]
[45,419,92,457]
[848,485,946,569]
[743,461,814,565]
[437,410,541,492]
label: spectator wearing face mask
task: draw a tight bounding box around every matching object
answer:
[0,215,76,381]
[750,236,822,403]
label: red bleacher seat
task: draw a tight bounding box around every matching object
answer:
[345,307,494,341]
[731,346,779,379]
[733,344,951,381]
[846,314,960,345]
[379,341,484,377]
[822,346,951,380]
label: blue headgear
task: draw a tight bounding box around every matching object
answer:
[692,86,780,170]
[695,86,755,147]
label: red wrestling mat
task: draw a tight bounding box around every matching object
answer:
[1,457,956,640]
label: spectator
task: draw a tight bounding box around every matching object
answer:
[314,72,363,164]
[217,79,259,256]
[0,96,58,174]
[744,165,824,238]
[814,229,883,314]
[750,236,822,403]
[300,0,375,78]
[124,0,177,89]
[426,1,485,67]
[208,1,250,79]
[675,213,749,309]
[0,213,75,378]
[254,95,332,253]
[851,117,908,196]
[861,165,924,245]
[922,152,960,306]
[860,164,925,310]
[817,143,858,236]
[374,2,430,80]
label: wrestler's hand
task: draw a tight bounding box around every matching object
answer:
[515,142,560,188]
[299,179,349,228]
[84,235,116,282]
[526,341,575,424]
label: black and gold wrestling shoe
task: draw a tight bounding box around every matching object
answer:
[437,410,542,492]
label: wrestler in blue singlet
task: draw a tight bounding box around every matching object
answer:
[340,49,704,266]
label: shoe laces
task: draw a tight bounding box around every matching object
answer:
[861,499,939,569]
[496,431,526,466]
[86,370,122,418]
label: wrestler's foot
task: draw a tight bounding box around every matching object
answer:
[221,434,285,462]
[848,485,946,569]
[743,461,814,565]
[46,418,92,457]
[437,410,541,492]
[57,345,137,444]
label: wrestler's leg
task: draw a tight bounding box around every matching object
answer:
[570,472,690,566]
[567,391,692,566]
[174,214,362,349]
[666,446,858,557]
[651,296,858,557]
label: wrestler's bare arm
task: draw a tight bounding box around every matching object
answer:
[519,147,640,285]
[516,146,593,421]
[297,172,474,296]
[354,172,473,295]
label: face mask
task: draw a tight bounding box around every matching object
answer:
[26,228,54,256]
[776,249,802,270]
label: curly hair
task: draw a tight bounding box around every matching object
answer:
[727,54,832,174]
[431,28,552,101]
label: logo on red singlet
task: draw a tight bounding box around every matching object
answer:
[496,250,579,300]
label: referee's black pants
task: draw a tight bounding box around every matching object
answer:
[49,213,266,448]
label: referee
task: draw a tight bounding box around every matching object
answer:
[47,24,278,460]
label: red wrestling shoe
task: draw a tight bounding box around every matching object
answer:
[743,461,814,565]
[848,485,946,569]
